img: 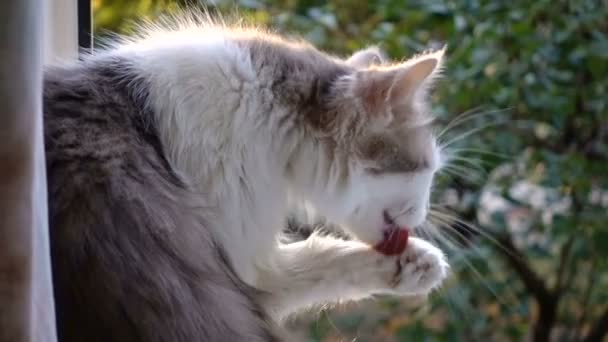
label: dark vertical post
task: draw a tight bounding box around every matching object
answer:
[78,0,92,53]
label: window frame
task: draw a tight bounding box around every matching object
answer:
[78,0,92,53]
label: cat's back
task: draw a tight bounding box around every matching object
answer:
[43,59,281,342]
[43,58,177,201]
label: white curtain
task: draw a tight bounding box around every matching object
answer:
[0,0,58,341]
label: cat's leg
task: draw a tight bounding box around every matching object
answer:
[256,234,448,319]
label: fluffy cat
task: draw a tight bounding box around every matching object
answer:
[44,14,449,341]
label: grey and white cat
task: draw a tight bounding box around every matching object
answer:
[44,14,449,341]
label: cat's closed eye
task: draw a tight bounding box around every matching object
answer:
[365,167,385,175]
[365,159,428,175]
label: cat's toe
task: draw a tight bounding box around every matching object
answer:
[390,237,449,295]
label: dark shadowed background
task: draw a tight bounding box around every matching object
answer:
[92,1,608,341]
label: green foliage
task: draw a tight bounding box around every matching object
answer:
[94,0,608,340]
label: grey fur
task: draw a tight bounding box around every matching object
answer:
[44,57,282,342]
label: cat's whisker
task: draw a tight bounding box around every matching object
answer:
[441,158,488,178]
[443,154,493,169]
[435,107,503,140]
[430,221,482,256]
[428,211,484,248]
[436,107,512,141]
[444,147,513,160]
[422,221,465,251]
[423,219,516,306]
[437,286,472,326]
[456,251,511,307]
[435,106,485,137]
[439,119,508,149]
[440,118,536,149]
[429,208,525,263]
[428,218,480,255]
[423,217,520,320]
[437,166,468,179]
[427,196,526,322]
[440,165,484,184]
[414,224,436,246]
[417,222,440,245]
[439,168,478,185]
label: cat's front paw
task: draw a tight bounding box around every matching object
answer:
[387,237,449,295]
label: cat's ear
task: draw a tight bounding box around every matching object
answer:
[346,46,385,68]
[351,48,445,125]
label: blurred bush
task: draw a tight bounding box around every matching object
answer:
[93,1,608,341]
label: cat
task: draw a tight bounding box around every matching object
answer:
[43,13,449,341]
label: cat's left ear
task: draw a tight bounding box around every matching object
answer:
[346,46,386,68]
[350,47,445,125]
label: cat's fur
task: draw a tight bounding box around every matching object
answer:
[44,14,449,341]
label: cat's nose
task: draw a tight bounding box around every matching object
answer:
[384,208,413,230]
[382,210,395,226]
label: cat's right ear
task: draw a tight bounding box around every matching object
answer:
[347,48,445,126]
[346,47,386,68]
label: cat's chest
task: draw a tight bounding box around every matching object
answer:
[190,159,288,284]
[217,192,287,285]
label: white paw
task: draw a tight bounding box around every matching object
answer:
[384,237,449,295]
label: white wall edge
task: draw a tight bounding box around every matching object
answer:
[43,0,79,65]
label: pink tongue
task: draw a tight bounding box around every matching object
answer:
[374,228,409,255]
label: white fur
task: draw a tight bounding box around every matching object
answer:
[258,235,448,319]
[112,23,448,319]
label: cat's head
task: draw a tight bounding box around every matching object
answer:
[300,47,445,245]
